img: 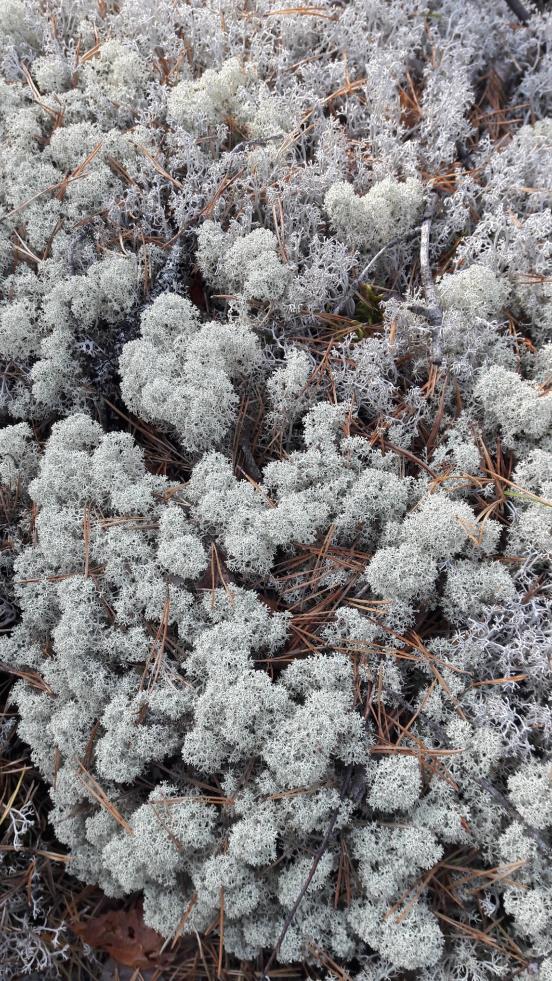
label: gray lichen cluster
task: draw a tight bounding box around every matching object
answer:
[0,0,551,978]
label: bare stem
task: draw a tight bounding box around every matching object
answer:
[503,0,531,24]
[261,765,353,978]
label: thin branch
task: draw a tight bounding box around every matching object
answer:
[261,766,353,978]
[335,224,423,315]
[354,225,423,291]
[503,0,531,24]
[229,133,282,154]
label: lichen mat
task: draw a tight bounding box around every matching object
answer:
[0,0,550,978]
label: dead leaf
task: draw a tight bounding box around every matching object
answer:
[72,904,173,969]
